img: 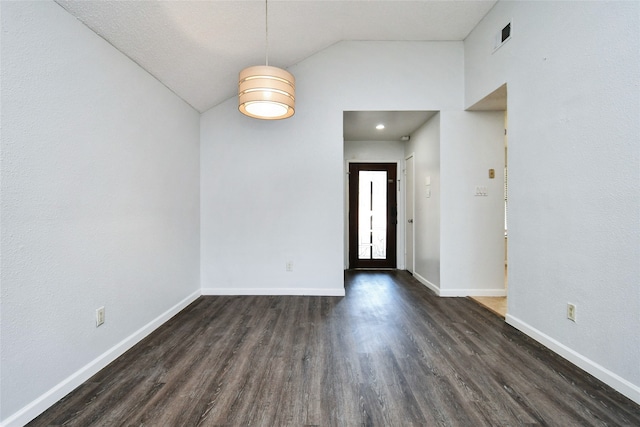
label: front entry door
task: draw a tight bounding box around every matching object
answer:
[349,163,397,268]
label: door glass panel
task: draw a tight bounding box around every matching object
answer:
[358,171,387,260]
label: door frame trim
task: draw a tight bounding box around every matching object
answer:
[405,153,416,273]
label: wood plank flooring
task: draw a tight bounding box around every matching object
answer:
[29,270,640,426]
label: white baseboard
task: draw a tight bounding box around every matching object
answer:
[201,287,346,297]
[441,288,507,297]
[413,272,441,295]
[2,290,201,427]
[506,314,640,406]
[411,272,506,298]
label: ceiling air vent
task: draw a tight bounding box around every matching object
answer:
[494,21,512,52]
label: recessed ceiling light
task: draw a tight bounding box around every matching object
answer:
[376,124,385,130]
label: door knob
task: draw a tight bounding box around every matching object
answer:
[408,219,413,223]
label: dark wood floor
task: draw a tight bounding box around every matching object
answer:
[30,270,640,426]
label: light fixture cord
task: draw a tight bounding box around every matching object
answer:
[265,0,269,66]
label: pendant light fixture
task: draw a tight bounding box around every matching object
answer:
[238,0,295,120]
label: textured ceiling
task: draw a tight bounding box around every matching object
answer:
[55,0,497,113]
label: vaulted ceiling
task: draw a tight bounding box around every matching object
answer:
[55,1,497,114]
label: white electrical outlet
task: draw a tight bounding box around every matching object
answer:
[286,261,293,272]
[96,306,105,327]
[567,303,576,322]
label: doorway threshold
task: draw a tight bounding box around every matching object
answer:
[469,296,507,319]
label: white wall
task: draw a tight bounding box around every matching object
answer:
[404,115,441,288]
[0,2,201,425]
[465,1,640,403]
[344,140,406,269]
[200,41,464,296]
[404,111,505,297]
[440,111,505,296]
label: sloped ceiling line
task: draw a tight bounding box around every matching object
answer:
[54,0,497,113]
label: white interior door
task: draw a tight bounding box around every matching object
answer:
[405,155,415,273]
